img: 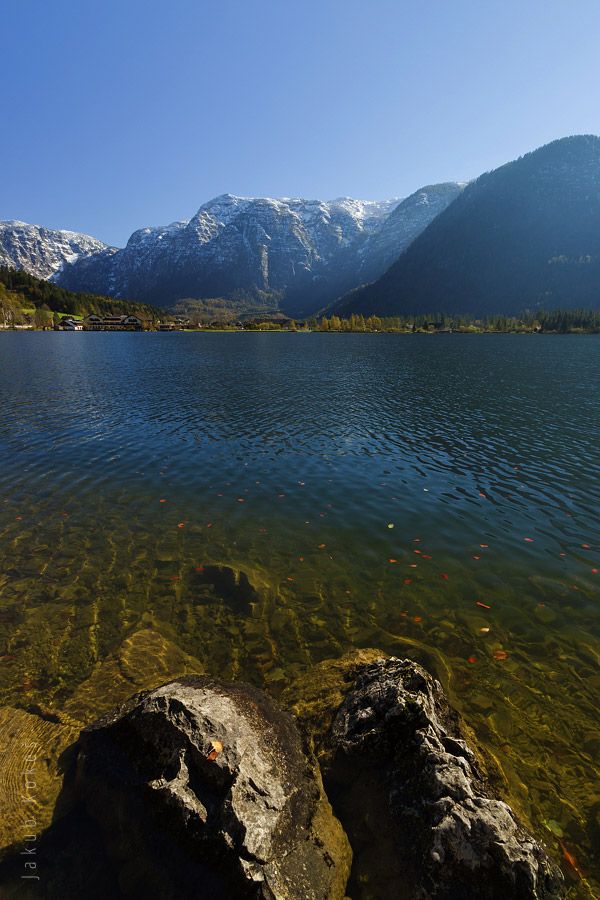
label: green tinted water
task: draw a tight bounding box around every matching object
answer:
[0,332,598,894]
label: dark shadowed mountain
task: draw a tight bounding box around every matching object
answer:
[333,135,600,318]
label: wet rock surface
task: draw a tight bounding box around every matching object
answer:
[17,675,350,899]
[321,656,565,899]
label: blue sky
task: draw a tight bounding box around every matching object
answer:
[2,0,600,246]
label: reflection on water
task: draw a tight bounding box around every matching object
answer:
[0,332,599,895]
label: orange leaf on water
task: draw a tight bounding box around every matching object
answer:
[559,842,584,878]
[476,601,491,609]
[177,523,186,529]
[492,649,508,661]
[318,543,326,549]
[413,615,422,623]
[388,558,398,564]
[467,655,477,664]
[440,573,449,580]
[404,578,412,585]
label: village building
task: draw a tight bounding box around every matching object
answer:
[56,316,83,331]
[82,314,145,331]
[158,316,190,331]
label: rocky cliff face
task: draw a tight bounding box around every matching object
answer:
[0,220,108,280]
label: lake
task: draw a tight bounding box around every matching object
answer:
[0,332,599,894]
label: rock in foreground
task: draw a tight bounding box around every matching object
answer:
[322,657,564,899]
[67,676,350,899]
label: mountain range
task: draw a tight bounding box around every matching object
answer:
[2,135,600,318]
[0,187,463,316]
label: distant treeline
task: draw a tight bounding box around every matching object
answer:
[315,310,600,333]
[0,266,160,323]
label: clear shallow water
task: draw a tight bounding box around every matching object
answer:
[0,332,599,894]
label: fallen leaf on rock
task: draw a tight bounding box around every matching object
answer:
[206,740,223,761]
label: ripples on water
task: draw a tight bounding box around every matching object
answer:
[0,332,599,895]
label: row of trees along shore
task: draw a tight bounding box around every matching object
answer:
[313,310,600,333]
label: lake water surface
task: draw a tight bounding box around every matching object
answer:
[0,332,599,894]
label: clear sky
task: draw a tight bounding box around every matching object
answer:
[2,0,600,246]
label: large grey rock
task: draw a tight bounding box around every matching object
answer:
[67,676,351,899]
[322,657,564,900]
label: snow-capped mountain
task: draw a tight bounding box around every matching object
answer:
[0,221,108,280]
[55,194,402,313]
[1,186,465,314]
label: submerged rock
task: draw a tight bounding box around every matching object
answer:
[322,657,565,899]
[61,676,350,899]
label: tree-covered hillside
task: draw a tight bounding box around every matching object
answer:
[0,266,159,321]
[334,135,600,318]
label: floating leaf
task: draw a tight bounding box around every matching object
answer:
[388,558,398,564]
[492,649,508,661]
[440,573,449,580]
[177,523,186,529]
[467,655,477,664]
[476,601,491,609]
